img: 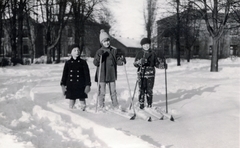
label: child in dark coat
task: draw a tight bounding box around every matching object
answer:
[60,44,91,110]
[134,38,166,109]
[93,29,126,110]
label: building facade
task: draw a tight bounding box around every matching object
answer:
[156,13,240,59]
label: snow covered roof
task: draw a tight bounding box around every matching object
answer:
[113,36,141,48]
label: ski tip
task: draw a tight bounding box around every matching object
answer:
[147,117,152,122]
[170,115,174,122]
[160,115,164,120]
[130,114,136,120]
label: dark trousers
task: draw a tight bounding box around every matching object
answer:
[138,77,155,106]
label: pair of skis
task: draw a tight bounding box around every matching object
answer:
[131,107,174,122]
[109,106,173,122]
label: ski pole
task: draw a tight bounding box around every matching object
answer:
[95,55,102,113]
[129,80,138,109]
[123,63,136,115]
[164,57,168,113]
[129,79,138,120]
[123,63,132,107]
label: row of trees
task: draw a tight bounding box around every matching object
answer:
[0,0,109,64]
[145,0,240,72]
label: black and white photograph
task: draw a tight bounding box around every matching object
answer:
[0,0,239,148]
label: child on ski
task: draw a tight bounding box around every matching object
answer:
[134,38,166,109]
[93,29,126,110]
[60,44,91,110]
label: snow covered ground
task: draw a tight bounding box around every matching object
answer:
[0,57,239,148]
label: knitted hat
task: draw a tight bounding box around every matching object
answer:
[140,38,151,45]
[99,29,110,43]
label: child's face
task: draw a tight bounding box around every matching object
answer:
[142,43,150,51]
[101,38,110,48]
[71,47,80,58]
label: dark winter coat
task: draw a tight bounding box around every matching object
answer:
[134,49,160,78]
[60,57,91,99]
[93,46,126,82]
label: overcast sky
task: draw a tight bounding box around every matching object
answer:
[107,0,170,41]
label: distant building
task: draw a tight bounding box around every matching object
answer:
[1,15,44,58]
[156,11,240,59]
[112,36,141,57]
[60,20,111,57]
[1,17,126,59]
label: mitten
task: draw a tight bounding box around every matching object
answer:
[98,50,105,56]
[61,85,66,96]
[164,63,168,69]
[139,58,149,66]
[101,52,109,62]
[117,56,126,65]
[134,59,142,66]
[84,85,91,94]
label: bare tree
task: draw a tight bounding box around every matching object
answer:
[143,0,157,39]
[165,0,182,65]
[231,0,240,24]
[7,0,18,59]
[190,0,234,72]
[17,0,28,60]
[181,3,201,62]
[24,1,40,63]
[0,0,9,58]
[70,0,104,55]
[176,0,181,66]
[39,0,70,63]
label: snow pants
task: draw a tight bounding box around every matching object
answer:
[98,81,118,108]
[138,77,155,107]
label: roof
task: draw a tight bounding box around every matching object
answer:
[112,36,141,48]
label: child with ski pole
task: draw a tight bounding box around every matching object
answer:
[133,38,167,109]
[60,44,91,110]
[93,29,126,111]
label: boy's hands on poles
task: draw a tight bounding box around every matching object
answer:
[134,58,148,66]
[134,59,142,66]
[157,57,168,69]
[99,50,109,57]
[117,55,126,65]
[99,50,109,62]
[61,85,66,96]
[84,85,91,94]
[164,63,168,69]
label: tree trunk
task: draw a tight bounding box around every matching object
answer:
[46,48,52,64]
[11,0,17,58]
[56,41,61,63]
[176,0,181,66]
[210,37,219,72]
[0,17,2,58]
[187,48,191,62]
[18,14,23,60]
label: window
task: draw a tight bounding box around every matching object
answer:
[180,46,185,55]
[230,27,239,35]
[230,45,238,56]
[1,29,4,38]
[193,46,199,55]
[209,46,212,56]
[23,45,29,54]
[68,28,72,37]
[23,29,28,37]
[164,45,169,55]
